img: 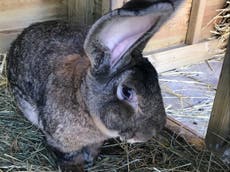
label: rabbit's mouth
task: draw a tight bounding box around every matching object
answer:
[120,128,157,144]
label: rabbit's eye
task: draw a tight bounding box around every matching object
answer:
[122,85,133,100]
[117,84,135,102]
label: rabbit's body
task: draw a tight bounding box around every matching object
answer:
[8,21,110,153]
[7,0,183,170]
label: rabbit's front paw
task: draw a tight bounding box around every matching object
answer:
[59,163,84,172]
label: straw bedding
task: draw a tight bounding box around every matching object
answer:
[0,52,229,171]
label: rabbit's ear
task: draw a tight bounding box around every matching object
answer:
[84,0,180,73]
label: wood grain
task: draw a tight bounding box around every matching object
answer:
[166,116,205,150]
[144,0,192,53]
[67,0,110,26]
[0,30,22,52]
[111,0,128,10]
[201,0,225,40]
[205,38,230,156]
[0,0,67,31]
[0,0,67,52]
[145,39,222,73]
[185,0,207,44]
[0,0,225,54]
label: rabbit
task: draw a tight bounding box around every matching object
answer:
[7,0,183,170]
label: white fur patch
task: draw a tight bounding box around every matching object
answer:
[92,116,120,138]
[127,138,143,144]
[17,97,43,129]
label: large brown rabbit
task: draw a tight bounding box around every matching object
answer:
[7,0,183,171]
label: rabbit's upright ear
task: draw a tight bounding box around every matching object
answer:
[84,0,182,74]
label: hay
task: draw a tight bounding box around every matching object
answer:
[0,54,229,172]
[209,0,230,48]
[0,54,57,171]
[158,57,223,138]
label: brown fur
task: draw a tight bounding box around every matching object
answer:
[44,54,108,153]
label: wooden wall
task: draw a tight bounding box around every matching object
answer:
[0,0,226,53]
[200,0,225,40]
[144,0,192,53]
[0,0,67,52]
[146,0,225,52]
[68,0,110,26]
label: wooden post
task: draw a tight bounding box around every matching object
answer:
[185,0,207,44]
[205,38,230,158]
[67,0,111,26]
[111,0,128,10]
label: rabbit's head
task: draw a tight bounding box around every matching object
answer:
[83,0,180,143]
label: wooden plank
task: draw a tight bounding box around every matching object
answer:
[145,39,223,73]
[166,116,205,150]
[205,38,230,158]
[102,0,111,14]
[185,0,207,44]
[111,0,128,10]
[0,30,22,53]
[67,0,110,26]
[0,0,67,53]
[144,0,192,53]
[0,0,67,31]
[0,0,111,53]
